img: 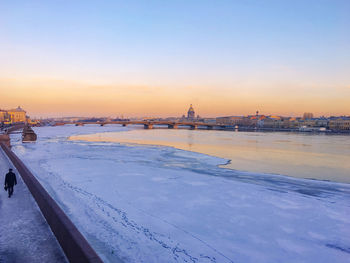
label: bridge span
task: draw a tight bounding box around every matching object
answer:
[56,121,228,130]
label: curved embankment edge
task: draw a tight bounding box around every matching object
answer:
[0,142,104,263]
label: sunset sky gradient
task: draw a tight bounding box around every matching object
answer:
[1,0,349,117]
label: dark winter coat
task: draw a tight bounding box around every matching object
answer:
[5,172,17,187]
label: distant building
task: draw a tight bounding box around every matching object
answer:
[202,118,216,124]
[301,117,329,128]
[329,117,350,131]
[216,116,241,126]
[259,116,282,128]
[180,104,198,121]
[303,112,314,120]
[7,106,27,123]
[214,112,348,132]
[0,110,8,123]
[216,116,253,127]
[0,106,28,124]
[315,117,329,127]
[187,104,195,119]
[282,117,300,129]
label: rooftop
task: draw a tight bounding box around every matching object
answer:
[8,106,26,112]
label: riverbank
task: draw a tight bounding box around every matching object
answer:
[0,147,68,263]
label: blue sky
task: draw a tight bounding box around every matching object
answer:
[1,0,349,117]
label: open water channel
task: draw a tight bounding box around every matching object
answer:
[71,127,350,183]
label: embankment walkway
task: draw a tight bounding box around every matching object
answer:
[0,147,68,263]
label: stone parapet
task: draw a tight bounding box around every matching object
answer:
[0,134,10,147]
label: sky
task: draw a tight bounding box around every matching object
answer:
[0,0,349,118]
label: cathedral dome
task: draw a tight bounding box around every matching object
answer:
[187,104,195,119]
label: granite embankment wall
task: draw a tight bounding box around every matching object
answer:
[0,142,103,263]
[0,134,11,147]
[0,123,25,147]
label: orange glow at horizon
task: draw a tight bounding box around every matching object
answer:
[0,78,349,118]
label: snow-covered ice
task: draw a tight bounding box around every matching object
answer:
[9,125,350,263]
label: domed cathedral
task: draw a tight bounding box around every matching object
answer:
[187,104,195,120]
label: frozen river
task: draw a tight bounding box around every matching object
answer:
[72,127,350,183]
[10,125,350,263]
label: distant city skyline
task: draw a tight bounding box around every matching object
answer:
[1,0,349,117]
[1,103,348,120]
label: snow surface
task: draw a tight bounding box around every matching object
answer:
[9,125,350,263]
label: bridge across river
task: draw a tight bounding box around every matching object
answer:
[57,120,228,130]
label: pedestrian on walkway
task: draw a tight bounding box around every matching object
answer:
[4,168,17,198]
